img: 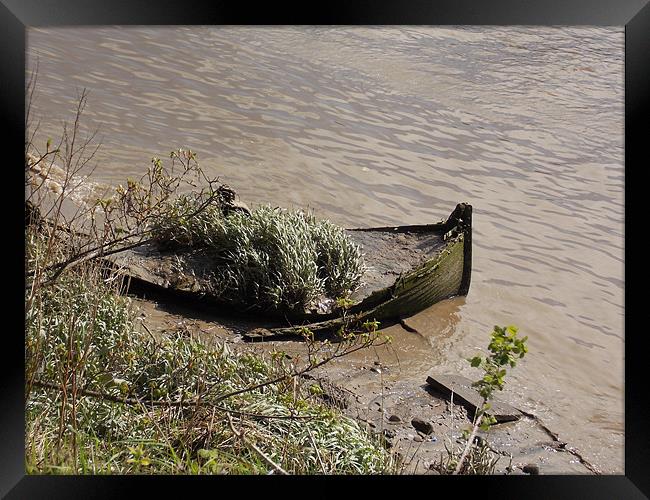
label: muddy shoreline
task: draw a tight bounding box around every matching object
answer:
[131,293,598,475]
[27,156,603,475]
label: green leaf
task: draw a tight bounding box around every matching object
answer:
[97,373,113,385]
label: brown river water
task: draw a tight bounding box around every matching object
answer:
[27,26,624,473]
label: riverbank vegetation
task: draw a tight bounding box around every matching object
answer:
[25,85,393,474]
[25,250,393,474]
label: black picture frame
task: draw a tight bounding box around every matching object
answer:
[3,1,648,498]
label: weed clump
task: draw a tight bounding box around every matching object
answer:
[149,192,226,249]
[26,248,391,474]
[152,202,365,312]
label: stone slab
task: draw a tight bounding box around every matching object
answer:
[426,373,521,423]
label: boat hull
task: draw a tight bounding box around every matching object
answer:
[245,230,466,340]
[108,203,473,340]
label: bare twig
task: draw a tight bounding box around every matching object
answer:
[306,426,327,474]
[214,335,388,403]
[453,409,483,475]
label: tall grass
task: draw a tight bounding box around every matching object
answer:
[152,202,365,312]
[25,236,392,474]
[25,82,390,475]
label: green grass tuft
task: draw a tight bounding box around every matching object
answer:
[152,202,365,312]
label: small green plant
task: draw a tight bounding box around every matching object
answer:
[469,325,528,417]
[436,325,528,475]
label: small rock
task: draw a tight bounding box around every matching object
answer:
[473,435,486,447]
[370,367,381,374]
[388,414,402,423]
[383,429,396,439]
[374,361,381,366]
[414,436,423,443]
[420,432,437,443]
[522,463,540,475]
[411,417,434,435]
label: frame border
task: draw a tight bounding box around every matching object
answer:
[4,1,648,497]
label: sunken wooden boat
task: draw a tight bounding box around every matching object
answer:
[108,203,472,340]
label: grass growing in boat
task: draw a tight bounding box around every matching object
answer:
[152,201,365,312]
[148,192,226,249]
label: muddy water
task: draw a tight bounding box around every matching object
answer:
[27,26,624,473]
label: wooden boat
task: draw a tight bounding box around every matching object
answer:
[108,203,472,340]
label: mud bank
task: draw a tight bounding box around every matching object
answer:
[131,295,599,475]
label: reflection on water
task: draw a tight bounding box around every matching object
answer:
[27,26,624,473]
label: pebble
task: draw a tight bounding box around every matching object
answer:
[388,414,402,423]
[414,436,423,443]
[473,435,486,447]
[383,429,396,439]
[411,417,434,435]
[522,463,540,475]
